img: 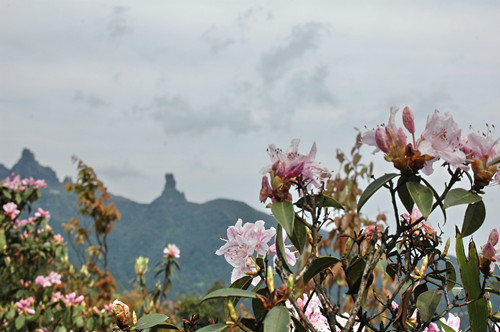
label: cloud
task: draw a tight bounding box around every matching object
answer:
[286,65,336,106]
[98,162,147,181]
[257,22,329,84]
[106,6,133,40]
[201,25,235,53]
[73,91,109,108]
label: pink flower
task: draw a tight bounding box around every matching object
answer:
[163,244,180,259]
[2,173,23,190]
[16,297,35,315]
[463,129,500,166]
[50,291,63,302]
[402,106,416,134]
[440,313,461,331]
[287,293,331,331]
[3,202,20,220]
[35,275,51,288]
[418,110,466,174]
[402,205,435,234]
[63,292,85,307]
[362,107,407,155]
[216,219,276,284]
[34,208,50,219]
[47,272,62,285]
[481,228,500,271]
[262,139,323,185]
[53,233,64,244]
[22,177,47,189]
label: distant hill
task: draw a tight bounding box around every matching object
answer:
[1,149,275,295]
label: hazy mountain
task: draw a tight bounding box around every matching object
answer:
[3,148,275,295]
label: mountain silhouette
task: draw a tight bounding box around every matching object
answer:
[2,149,275,295]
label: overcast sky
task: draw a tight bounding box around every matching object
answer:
[2,1,500,243]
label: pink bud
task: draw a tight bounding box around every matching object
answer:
[482,242,496,260]
[402,106,415,134]
[375,127,391,154]
[488,228,499,246]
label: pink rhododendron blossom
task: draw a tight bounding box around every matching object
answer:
[50,292,63,302]
[481,228,500,271]
[2,174,23,190]
[287,293,331,331]
[35,275,51,288]
[3,202,20,220]
[418,110,467,174]
[34,208,50,219]
[402,106,416,134]
[163,244,180,259]
[262,139,323,185]
[216,219,276,284]
[16,297,35,315]
[22,177,47,189]
[402,205,435,234]
[362,107,407,155]
[54,233,64,244]
[440,313,461,331]
[63,292,85,306]
[47,272,62,285]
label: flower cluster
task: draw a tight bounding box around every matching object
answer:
[216,218,296,284]
[2,173,47,191]
[35,272,62,288]
[163,244,180,259]
[260,139,324,203]
[363,107,500,190]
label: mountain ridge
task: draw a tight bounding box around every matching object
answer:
[1,148,275,295]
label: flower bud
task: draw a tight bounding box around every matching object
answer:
[266,266,275,293]
[375,127,391,154]
[482,242,496,260]
[112,299,131,329]
[488,229,499,246]
[135,256,149,276]
[227,301,238,322]
[402,106,415,134]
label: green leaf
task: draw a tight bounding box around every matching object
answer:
[132,313,178,330]
[443,188,482,209]
[420,177,447,223]
[291,316,308,332]
[489,155,500,167]
[289,218,306,254]
[230,276,253,290]
[303,256,340,284]
[15,315,25,330]
[271,201,295,237]
[201,288,257,302]
[456,232,488,332]
[0,230,6,250]
[406,182,433,218]
[276,226,292,273]
[440,321,456,332]
[486,278,500,296]
[461,200,486,237]
[358,173,399,213]
[296,194,344,210]
[416,289,442,322]
[264,306,291,332]
[196,323,228,332]
[445,261,457,292]
[397,175,420,213]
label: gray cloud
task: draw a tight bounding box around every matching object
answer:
[201,25,235,53]
[107,6,133,40]
[73,91,109,108]
[257,22,329,84]
[286,65,335,106]
[98,162,147,181]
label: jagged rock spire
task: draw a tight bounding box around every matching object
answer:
[153,173,186,204]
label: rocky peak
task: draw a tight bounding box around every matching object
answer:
[152,173,186,205]
[11,148,61,188]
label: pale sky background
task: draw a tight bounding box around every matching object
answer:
[1,1,500,244]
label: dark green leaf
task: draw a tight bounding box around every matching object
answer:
[358,173,399,213]
[486,278,500,296]
[416,289,442,322]
[406,182,433,218]
[132,313,178,330]
[15,315,25,330]
[0,230,6,251]
[201,288,257,302]
[461,200,486,237]
[445,261,457,292]
[264,306,291,332]
[419,176,447,223]
[295,194,343,210]
[397,175,420,213]
[443,188,482,209]
[271,201,295,237]
[291,316,308,332]
[290,218,306,254]
[440,321,456,332]
[230,276,253,290]
[456,232,488,332]
[196,323,228,332]
[303,256,340,284]
[276,226,292,273]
